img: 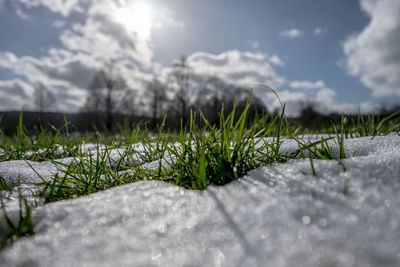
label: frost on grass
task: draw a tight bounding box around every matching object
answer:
[0,135,400,266]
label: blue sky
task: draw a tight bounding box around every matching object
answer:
[0,0,399,115]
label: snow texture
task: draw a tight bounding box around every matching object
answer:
[0,135,400,266]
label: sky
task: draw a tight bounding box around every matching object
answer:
[0,0,399,116]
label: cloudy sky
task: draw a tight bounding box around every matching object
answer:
[0,0,399,115]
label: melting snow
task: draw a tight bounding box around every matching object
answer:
[0,135,400,266]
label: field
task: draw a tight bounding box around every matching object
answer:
[0,97,399,266]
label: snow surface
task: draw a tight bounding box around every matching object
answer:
[0,135,400,266]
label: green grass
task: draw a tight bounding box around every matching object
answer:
[35,90,399,201]
[0,113,81,162]
[138,94,289,190]
[349,112,399,138]
[0,91,398,201]
[0,113,149,163]
[37,92,288,200]
[0,91,399,249]
[0,182,34,249]
[39,142,143,203]
[299,111,400,138]
[0,176,11,192]
[1,102,398,163]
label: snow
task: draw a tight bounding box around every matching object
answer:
[1,135,400,266]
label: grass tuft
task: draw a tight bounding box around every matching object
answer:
[136,91,289,190]
[0,183,35,249]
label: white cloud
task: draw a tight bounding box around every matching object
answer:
[177,51,372,116]
[14,3,30,19]
[269,89,309,116]
[58,3,153,68]
[158,7,185,29]
[285,79,375,115]
[269,55,285,66]
[185,50,286,90]
[0,51,94,111]
[251,41,260,49]
[0,0,156,112]
[53,20,66,28]
[314,27,327,36]
[315,88,375,115]
[290,80,326,90]
[0,1,29,18]
[270,87,374,117]
[315,88,335,105]
[343,0,400,96]
[15,0,83,17]
[0,79,34,111]
[279,28,303,39]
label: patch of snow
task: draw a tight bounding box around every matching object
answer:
[0,135,399,266]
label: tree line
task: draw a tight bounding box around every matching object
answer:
[80,57,269,131]
[4,55,397,135]
[1,56,269,134]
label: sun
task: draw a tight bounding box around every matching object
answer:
[115,2,153,40]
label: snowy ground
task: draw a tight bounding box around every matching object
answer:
[0,135,400,266]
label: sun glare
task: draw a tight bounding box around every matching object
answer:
[115,2,153,40]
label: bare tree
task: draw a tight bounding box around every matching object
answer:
[191,75,269,124]
[171,56,191,126]
[84,65,128,131]
[32,82,55,113]
[23,83,56,125]
[146,77,167,127]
